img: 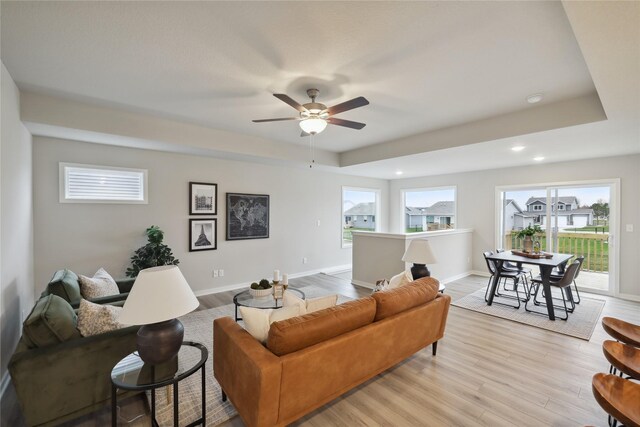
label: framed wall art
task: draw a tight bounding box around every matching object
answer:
[189,182,217,215]
[226,193,269,240]
[189,218,217,251]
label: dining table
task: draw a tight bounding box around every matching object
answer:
[485,251,574,320]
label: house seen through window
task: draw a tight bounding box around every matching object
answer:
[403,187,456,233]
[342,187,379,247]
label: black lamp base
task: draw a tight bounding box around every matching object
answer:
[137,319,184,365]
[410,263,431,280]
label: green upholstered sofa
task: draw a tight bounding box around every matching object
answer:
[8,294,140,426]
[41,269,134,309]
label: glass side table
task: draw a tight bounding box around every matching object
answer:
[233,288,305,321]
[111,341,207,427]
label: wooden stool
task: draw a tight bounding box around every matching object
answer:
[592,373,640,427]
[603,340,640,380]
[602,317,640,347]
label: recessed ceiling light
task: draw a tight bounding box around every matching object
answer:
[533,156,545,161]
[527,93,543,104]
[395,171,403,175]
[511,145,525,152]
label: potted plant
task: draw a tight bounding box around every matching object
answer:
[250,279,273,298]
[126,225,179,277]
[515,225,543,253]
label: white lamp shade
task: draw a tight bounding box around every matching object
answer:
[402,239,437,264]
[299,118,327,134]
[119,266,199,325]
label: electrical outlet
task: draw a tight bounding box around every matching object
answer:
[317,220,321,227]
[303,257,308,264]
[213,270,219,278]
[626,224,634,232]
[219,269,224,277]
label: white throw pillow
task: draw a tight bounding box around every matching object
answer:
[283,292,338,315]
[387,270,413,289]
[306,294,338,313]
[77,299,125,337]
[78,268,120,299]
[239,305,300,343]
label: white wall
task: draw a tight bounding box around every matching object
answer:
[32,137,388,295]
[1,64,34,384]
[389,154,640,298]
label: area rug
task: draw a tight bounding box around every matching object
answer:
[451,288,605,340]
[150,286,353,426]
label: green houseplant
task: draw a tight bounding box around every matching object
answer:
[515,225,543,253]
[126,225,179,278]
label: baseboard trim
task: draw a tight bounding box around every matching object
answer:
[0,371,10,399]
[470,270,491,278]
[351,279,375,290]
[320,264,352,275]
[617,293,640,302]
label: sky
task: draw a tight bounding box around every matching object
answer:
[343,189,377,212]
[506,186,610,208]
[404,189,455,207]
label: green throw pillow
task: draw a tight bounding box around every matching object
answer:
[22,295,81,348]
[46,269,82,304]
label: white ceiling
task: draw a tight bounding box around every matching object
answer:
[1,1,639,179]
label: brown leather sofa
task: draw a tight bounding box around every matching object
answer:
[214,277,450,427]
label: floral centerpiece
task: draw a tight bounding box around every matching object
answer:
[515,225,543,253]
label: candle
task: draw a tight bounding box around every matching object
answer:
[282,274,288,285]
[273,270,280,282]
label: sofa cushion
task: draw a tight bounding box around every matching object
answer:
[267,297,376,356]
[283,292,338,315]
[79,268,120,299]
[22,295,81,348]
[240,305,301,343]
[372,277,440,321]
[47,269,82,304]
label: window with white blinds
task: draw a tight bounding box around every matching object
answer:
[60,163,148,204]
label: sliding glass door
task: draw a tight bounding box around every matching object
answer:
[498,181,617,294]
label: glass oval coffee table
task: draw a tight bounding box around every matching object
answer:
[233,288,305,321]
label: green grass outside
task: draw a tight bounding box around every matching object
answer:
[342,227,374,243]
[564,225,609,233]
[509,234,609,272]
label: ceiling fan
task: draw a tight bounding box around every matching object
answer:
[253,89,369,136]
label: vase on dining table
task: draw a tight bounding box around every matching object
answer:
[523,236,533,253]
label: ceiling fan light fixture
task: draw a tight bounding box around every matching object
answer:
[300,118,327,135]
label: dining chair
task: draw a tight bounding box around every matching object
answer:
[525,260,580,320]
[496,248,531,296]
[550,255,584,304]
[483,251,526,309]
[592,373,640,427]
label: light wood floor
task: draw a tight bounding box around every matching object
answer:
[2,273,638,426]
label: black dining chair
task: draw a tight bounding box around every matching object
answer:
[496,248,532,296]
[550,255,584,304]
[483,251,527,309]
[525,260,581,320]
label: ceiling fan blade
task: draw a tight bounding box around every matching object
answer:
[273,94,307,113]
[327,117,366,130]
[300,131,310,137]
[326,96,369,116]
[252,117,299,123]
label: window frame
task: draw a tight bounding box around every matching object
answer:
[401,185,457,233]
[59,162,148,204]
[341,186,381,248]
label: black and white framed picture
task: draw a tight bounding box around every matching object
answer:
[189,218,217,251]
[226,193,269,240]
[189,182,217,215]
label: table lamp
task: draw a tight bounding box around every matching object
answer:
[119,265,199,365]
[402,239,437,280]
